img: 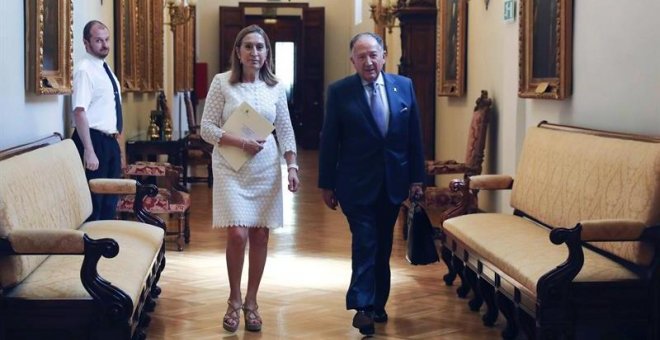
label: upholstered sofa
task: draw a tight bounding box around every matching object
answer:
[438,122,660,339]
[0,134,166,340]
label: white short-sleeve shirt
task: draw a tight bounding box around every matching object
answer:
[72,53,122,134]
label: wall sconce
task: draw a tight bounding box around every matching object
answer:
[166,0,196,32]
[369,0,399,33]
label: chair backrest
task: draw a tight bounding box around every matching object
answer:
[463,90,492,176]
[183,91,198,135]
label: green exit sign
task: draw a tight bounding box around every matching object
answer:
[504,0,516,23]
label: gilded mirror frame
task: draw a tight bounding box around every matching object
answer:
[437,0,467,97]
[174,7,195,92]
[150,0,165,91]
[25,0,73,95]
[136,0,164,91]
[519,0,573,99]
[115,0,139,92]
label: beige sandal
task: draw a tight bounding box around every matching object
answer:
[242,304,262,332]
[223,300,242,333]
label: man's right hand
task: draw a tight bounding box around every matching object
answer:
[321,189,338,210]
[83,149,100,171]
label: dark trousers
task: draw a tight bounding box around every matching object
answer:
[341,187,400,311]
[72,129,121,221]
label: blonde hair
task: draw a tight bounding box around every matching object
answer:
[228,25,278,86]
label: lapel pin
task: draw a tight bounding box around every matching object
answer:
[393,87,397,92]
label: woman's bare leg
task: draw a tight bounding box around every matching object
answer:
[244,227,269,307]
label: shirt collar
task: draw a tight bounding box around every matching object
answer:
[361,72,385,88]
[84,51,106,66]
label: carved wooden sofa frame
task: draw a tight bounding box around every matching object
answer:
[0,134,167,340]
[438,122,660,339]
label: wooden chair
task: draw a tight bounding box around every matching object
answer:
[401,90,492,281]
[117,162,191,251]
[182,91,213,187]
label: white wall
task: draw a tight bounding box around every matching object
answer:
[0,1,162,149]
[435,0,660,213]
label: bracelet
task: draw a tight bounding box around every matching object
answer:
[287,164,299,172]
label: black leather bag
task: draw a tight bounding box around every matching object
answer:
[406,200,439,265]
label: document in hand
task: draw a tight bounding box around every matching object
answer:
[218,101,275,171]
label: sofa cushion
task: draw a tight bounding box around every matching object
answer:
[510,127,660,266]
[0,140,92,288]
[3,220,163,317]
[443,213,640,295]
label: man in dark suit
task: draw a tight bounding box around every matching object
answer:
[318,32,425,336]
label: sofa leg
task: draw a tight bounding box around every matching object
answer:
[145,296,157,312]
[497,291,518,339]
[479,278,498,326]
[453,256,470,298]
[441,245,456,286]
[184,209,191,244]
[518,308,536,340]
[176,213,185,251]
[464,267,483,311]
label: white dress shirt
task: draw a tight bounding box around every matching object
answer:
[72,53,122,134]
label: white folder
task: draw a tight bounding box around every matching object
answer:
[218,101,275,171]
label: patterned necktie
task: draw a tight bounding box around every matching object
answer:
[103,62,123,133]
[368,82,387,136]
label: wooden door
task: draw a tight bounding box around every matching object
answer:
[245,16,304,142]
[219,5,324,149]
[218,7,245,73]
[397,5,437,174]
[300,7,324,149]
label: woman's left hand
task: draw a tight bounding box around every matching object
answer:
[287,168,300,192]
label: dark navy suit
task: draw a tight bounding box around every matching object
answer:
[318,72,425,311]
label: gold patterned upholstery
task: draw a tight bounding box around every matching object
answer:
[511,126,660,265]
[443,214,640,293]
[0,136,167,339]
[0,140,91,288]
[4,221,163,309]
[444,122,660,293]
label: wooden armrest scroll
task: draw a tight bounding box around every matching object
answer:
[6,229,85,254]
[579,219,647,241]
[468,174,514,190]
[81,234,133,322]
[133,183,167,231]
[89,178,137,194]
[537,225,584,302]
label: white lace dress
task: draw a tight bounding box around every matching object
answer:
[200,72,297,228]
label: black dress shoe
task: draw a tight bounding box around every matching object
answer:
[352,310,374,335]
[373,309,388,323]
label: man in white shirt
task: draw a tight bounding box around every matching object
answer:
[71,20,124,221]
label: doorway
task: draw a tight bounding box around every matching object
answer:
[219,3,325,149]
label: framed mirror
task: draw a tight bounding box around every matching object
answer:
[25,0,73,95]
[437,0,467,97]
[519,0,573,99]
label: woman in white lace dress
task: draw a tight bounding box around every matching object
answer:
[200,25,299,333]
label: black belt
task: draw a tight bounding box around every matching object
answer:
[89,128,119,138]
